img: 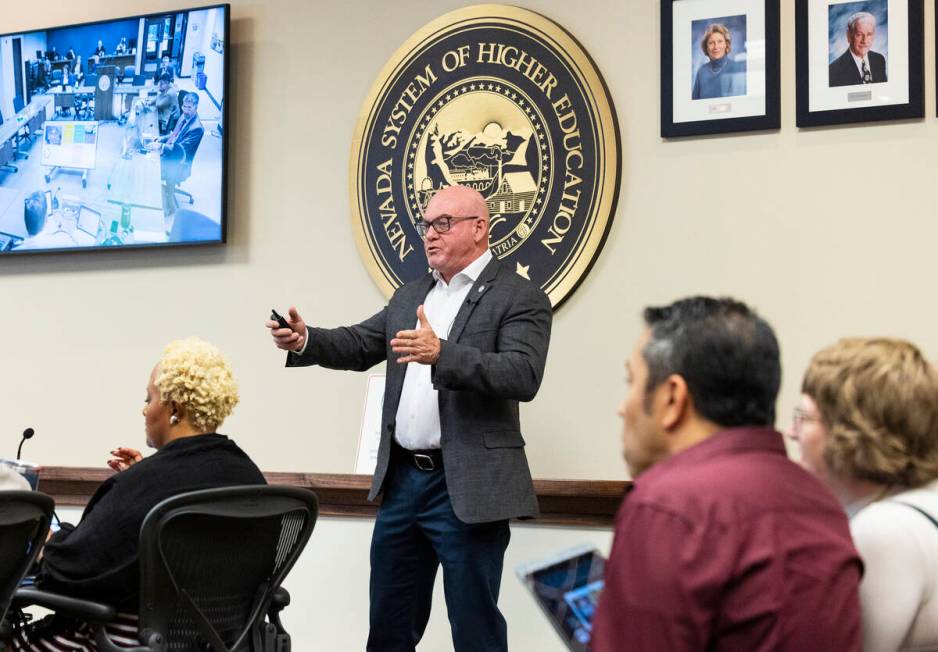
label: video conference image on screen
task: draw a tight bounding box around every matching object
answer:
[0,5,227,254]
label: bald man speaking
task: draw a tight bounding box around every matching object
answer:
[267,185,552,651]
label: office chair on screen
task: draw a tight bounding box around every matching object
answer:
[50,69,63,87]
[116,66,137,126]
[0,491,54,644]
[12,485,318,652]
[75,92,94,121]
[10,98,34,155]
[169,209,221,242]
[0,139,18,174]
[27,113,44,147]
[54,92,75,119]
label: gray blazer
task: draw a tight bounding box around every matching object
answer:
[287,257,552,523]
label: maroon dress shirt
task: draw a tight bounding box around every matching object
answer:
[592,427,862,651]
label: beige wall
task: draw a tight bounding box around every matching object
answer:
[4,0,936,480]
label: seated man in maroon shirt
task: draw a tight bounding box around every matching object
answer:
[592,296,862,652]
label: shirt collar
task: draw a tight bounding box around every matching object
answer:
[431,249,492,285]
[844,489,884,519]
[637,427,787,485]
[850,49,869,66]
[157,432,225,454]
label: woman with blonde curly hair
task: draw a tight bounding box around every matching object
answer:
[790,338,938,651]
[11,338,265,650]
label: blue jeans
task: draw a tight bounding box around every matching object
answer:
[367,458,510,651]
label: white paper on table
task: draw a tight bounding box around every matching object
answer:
[354,374,385,475]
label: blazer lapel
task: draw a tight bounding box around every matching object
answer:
[402,273,436,330]
[447,257,500,343]
[386,273,435,400]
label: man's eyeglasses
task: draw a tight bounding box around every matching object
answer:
[416,214,480,237]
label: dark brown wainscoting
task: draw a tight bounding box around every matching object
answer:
[38,467,629,528]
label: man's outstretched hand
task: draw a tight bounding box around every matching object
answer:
[266,306,307,352]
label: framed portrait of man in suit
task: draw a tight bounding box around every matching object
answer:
[661,0,780,137]
[796,0,923,127]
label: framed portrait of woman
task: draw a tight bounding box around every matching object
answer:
[661,0,780,137]
[795,0,923,127]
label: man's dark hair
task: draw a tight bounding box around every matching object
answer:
[24,192,47,236]
[158,73,172,84]
[642,296,781,427]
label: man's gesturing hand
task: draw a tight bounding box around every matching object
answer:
[266,306,307,352]
[391,305,440,365]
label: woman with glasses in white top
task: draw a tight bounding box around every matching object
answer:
[790,338,938,651]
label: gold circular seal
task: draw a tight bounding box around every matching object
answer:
[349,4,620,308]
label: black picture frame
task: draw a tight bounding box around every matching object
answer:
[795,0,924,127]
[661,0,780,138]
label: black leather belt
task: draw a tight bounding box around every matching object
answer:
[392,441,443,471]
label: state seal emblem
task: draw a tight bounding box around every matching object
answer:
[350,5,620,308]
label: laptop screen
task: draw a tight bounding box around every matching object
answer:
[76,205,101,237]
[518,547,605,651]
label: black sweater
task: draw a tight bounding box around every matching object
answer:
[38,434,266,607]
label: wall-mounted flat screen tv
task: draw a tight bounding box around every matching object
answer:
[0,4,229,254]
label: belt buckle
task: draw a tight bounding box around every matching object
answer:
[413,453,435,471]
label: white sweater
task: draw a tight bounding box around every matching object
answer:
[0,464,29,490]
[851,480,938,651]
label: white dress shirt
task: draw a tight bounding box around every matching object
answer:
[394,249,492,450]
[0,464,30,490]
[293,250,493,449]
[850,50,871,81]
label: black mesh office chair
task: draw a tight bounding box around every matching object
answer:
[0,491,54,640]
[12,486,318,652]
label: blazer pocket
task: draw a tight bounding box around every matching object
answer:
[483,430,526,449]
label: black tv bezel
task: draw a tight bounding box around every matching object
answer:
[0,3,231,257]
